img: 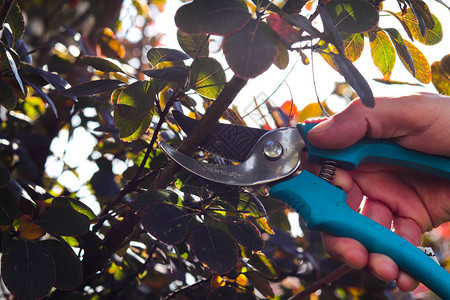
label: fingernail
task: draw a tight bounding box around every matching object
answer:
[308,120,333,134]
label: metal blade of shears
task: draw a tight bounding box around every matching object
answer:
[160,126,305,186]
[172,110,267,162]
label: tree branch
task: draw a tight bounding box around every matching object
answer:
[289,265,352,300]
[78,75,248,287]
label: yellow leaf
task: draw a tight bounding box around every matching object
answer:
[403,39,431,84]
[431,61,450,95]
[19,223,46,240]
[297,102,327,123]
[257,218,275,235]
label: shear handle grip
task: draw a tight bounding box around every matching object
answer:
[270,171,450,298]
[298,123,450,180]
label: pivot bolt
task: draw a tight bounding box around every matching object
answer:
[263,140,283,160]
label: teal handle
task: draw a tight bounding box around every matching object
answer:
[270,171,450,298]
[298,123,450,179]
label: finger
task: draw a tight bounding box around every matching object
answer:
[396,270,420,292]
[360,197,393,229]
[307,93,450,155]
[367,253,398,282]
[322,234,368,269]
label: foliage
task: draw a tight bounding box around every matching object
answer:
[0,0,448,299]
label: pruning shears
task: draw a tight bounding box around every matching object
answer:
[160,111,450,298]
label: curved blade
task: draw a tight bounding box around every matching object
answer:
[159,127,304,186]
[173,110,267,162]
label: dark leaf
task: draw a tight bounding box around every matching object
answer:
[226,217,264,251]
[0,187,17,225]
[373,78,422,86]
[0,79,16,109]
[39,240,83,290]
[332,53,374,107]
[5,48,24,95]
[116,80,156,120]
[384,10,414,41]
[133,189,181,214]
[245,271,275,298]
[282,0,308,14]
[31,67,70,91]
[175,0,251,35]
[141,203,189,245]
[189,57,226,99]
[410,0,435,28]
[248,252,280,279]
[368,29,396,76]
[146,47,190,68]
[318,6,344,54]
[52,196,96,220]
[23,78,58,117]
[323,0,379,33]
[62,79,125,97]
[405,0,426,36]
[282,14,323,39]
[34,207,90,236]
[16,178,54,201]
[80,55,125,73]
[189,225,238,274]
[252,0,283,13]
[1,240,55,299]
[5,1,24,46]
[384,28,415,77]
[0,166,11,188]
[177,30,209,58]
[223,20,278,79]
[207,286,238,299]
[142,66,188,82]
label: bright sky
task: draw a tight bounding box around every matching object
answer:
[151,0,449,115]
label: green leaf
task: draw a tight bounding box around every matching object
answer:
[141,203,189,245]
[62,79,125,97]
[226,217,264,251]
[402,39,431,83]
[410,0,435,28]
[5,1,24,46]
[369,29,396,76]
[133,189,182,214]
[431,60,450,95]
[189,225,238,274]
[146,47,190,68]
[39,240,83,290]
[1,240,55,299]
[343,33,364,62]
[52,196,96,220]
[80,56,125,73]
[116,80,156,120]
[274,41,289,70]
[248,253,280,279]
[113,107,153,142]
[384,28,415,77]
[400,9,442,45]
[34,207,90,236]
[189,57,226,99]
[175,0,251,35]
[142,66,188,82]
[332,53,375,107]
[223,20,278,79]
[0,187,17,225]
[323,0,379,33]
[177,30,209,58]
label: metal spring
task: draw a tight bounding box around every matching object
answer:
[319,160,337,183]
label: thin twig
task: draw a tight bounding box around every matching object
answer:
[163,276,212,300]
[289,264,352,300]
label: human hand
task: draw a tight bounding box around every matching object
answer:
[307,93,450,292]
